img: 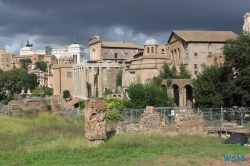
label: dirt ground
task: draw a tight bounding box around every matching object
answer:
[150,154,250,166]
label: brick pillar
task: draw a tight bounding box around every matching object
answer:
[84,100,106,142]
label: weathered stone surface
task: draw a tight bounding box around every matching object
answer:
[139,106,161,132]
[84,99,107,141]
[174,114,205,135]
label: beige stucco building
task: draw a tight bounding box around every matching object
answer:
[0,50,13,71]
[71,31,238,107]
[72,35,143,99]
[51,64,74,97]
[243,12,250,33]
[123,37,170,87]
[166,30,238,78]
[12,53,58,69]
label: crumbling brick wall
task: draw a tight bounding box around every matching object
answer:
[139,106,161,132]
[174,114,205,135]
[114,106,205,136]
[84,99,107,141]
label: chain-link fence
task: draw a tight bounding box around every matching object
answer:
[194,107,250,133]
[115,107,194,127]
[2,103,250,131]
[61,107,85,122]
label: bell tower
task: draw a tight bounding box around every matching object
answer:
[243,12,250,33]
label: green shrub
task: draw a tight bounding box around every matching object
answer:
[105,110,124,124]
[102,98,125,109]
[103,89,113,95]
[78,100,85,109]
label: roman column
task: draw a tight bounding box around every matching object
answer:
[91,67,95,97]
[98,66,103,98]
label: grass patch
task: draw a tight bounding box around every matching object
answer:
[0,114,249,165]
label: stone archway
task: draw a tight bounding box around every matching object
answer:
[172,84,179,106]
[185,84,193,108]
[162,79,193,108]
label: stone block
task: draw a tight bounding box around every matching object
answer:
[84,99,107,141]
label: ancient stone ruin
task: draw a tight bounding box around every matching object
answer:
[113,106,206,136]
[139,106,161,132]
[84,99,106,145]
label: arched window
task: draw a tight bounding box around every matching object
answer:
[151,47,154,53]
[147,47,149,53]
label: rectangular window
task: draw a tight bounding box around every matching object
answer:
[114,53,117,58]
[194,64,197,69]
[194,71,198,75]
[67,72,72,78]
[194,52,198,57]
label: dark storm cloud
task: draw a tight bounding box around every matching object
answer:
[0,0,249,54]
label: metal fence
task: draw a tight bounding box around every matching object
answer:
[115,107,194,127]
[1,103,250,131]
[195,107,250,129]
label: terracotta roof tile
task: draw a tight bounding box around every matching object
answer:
[102,42,143,49]
[172,30,238,42]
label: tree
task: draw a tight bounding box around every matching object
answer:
[125,82,173,108]
[4,68,28,94]
[222,33,250,106]
[19,58,32,70]
[43,87,53,96]
[179,63,192,79]
[0,69,5,100]
[21,73,39,91]
[192,34,250,107]
[102,98,125,109]
[192,64,223,108]
[124,83,146,108]
[35,61,47,72]
[161,62,173,79]
[63,90,70,99]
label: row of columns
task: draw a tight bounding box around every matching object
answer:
[73,66,103,99]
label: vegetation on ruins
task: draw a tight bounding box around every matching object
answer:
[0,114,249,165]
[193,33,250,107]
[103,89,113,95]
[19,58,32,70]
[125,82,173,108]
[102,98,125,109]
[78,100,85,109]
[62,90,71,99]
[101,98,125,123]
[34,61,47,72]
[105,109,124,124]
[153,63,191,86]
[116,69,122,87]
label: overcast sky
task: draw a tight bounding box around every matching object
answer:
[0,0,249,59]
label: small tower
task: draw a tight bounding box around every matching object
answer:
[243,12,250,33]
[144,37,158,56]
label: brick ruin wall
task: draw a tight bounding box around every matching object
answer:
[6,98,52,115]
[84,99,107,141]
[113,106,206,136]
